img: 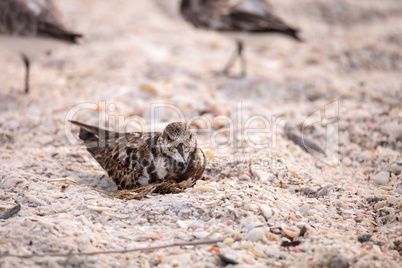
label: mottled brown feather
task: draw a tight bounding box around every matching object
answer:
[70,121,206,190]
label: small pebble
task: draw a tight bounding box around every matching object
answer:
[194,232,209,239]
[308,209,318,215]
[164,253,191,265]
[328,256,349,268]
[366,197,385,203]
[388,162,402,175]
[247,228,265,242]
[254,170,275,182]
[195,180,206,186]
[239,174,251,181]
[8,120,20,130]
[387,196,398,205]
[342,157,352,166]
[282,225,300,238]
[139,83,158,95]
[240,240,254,249]
[223,238,234,247]
[374,201,387,210]
[38,135,54,145]
[302,187,315,197]
[259,204,272,219]
[372,171,390,185]
[358,234,372,243]
[275,201,290,213]
[299,204,309,214]
[221,167,231,176]
[316,185,332,198]
[245,203,259,212]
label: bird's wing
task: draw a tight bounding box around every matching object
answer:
[181,0,300,40]
[85,138,133,189]
[0,0,37,35]
[108,133,150,170]
[224,0,300,39]
[0,0,81,43]
[238,0,274,16]
[71,121,160,189]
[86,131,152,189]
[180,0,213,29]
[70,120,146,168]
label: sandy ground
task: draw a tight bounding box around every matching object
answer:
[0,0,401,267]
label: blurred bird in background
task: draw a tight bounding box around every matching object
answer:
[180,0,302,77]
[0,0,82,93]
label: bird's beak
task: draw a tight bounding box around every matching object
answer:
[176,143,186,162]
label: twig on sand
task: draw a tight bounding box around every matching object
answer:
[0,238,241,259]
[44,178,189,200]
[284,124,326,155]
[0,203,21,220]
[112,181,189,200]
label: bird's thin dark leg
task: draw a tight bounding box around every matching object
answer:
[22,55,30,94]
[221,41,240,76]
[237,40,246,78]
[220,40,245,78]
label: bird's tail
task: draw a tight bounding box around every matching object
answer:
[285,28,303,42]
[69,120,113,142]
[39,23,83,44]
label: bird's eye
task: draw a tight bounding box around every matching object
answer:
[190,134,193,139]
[167,135,172,141]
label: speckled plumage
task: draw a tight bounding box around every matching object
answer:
[70,121,206,190]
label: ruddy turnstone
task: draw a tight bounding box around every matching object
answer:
[70,120,206,190]
[180,0,301,77]
[0,0,82,93]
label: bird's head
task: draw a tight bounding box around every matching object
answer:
[160,122,197,164]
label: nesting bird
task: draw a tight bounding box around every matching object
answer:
[0,0,82,93]
[70,121,206,190]
[180,0,301,77]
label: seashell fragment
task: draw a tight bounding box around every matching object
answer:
[372,171,390,185]
[259,204,272,219]
[247,228,265,242]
